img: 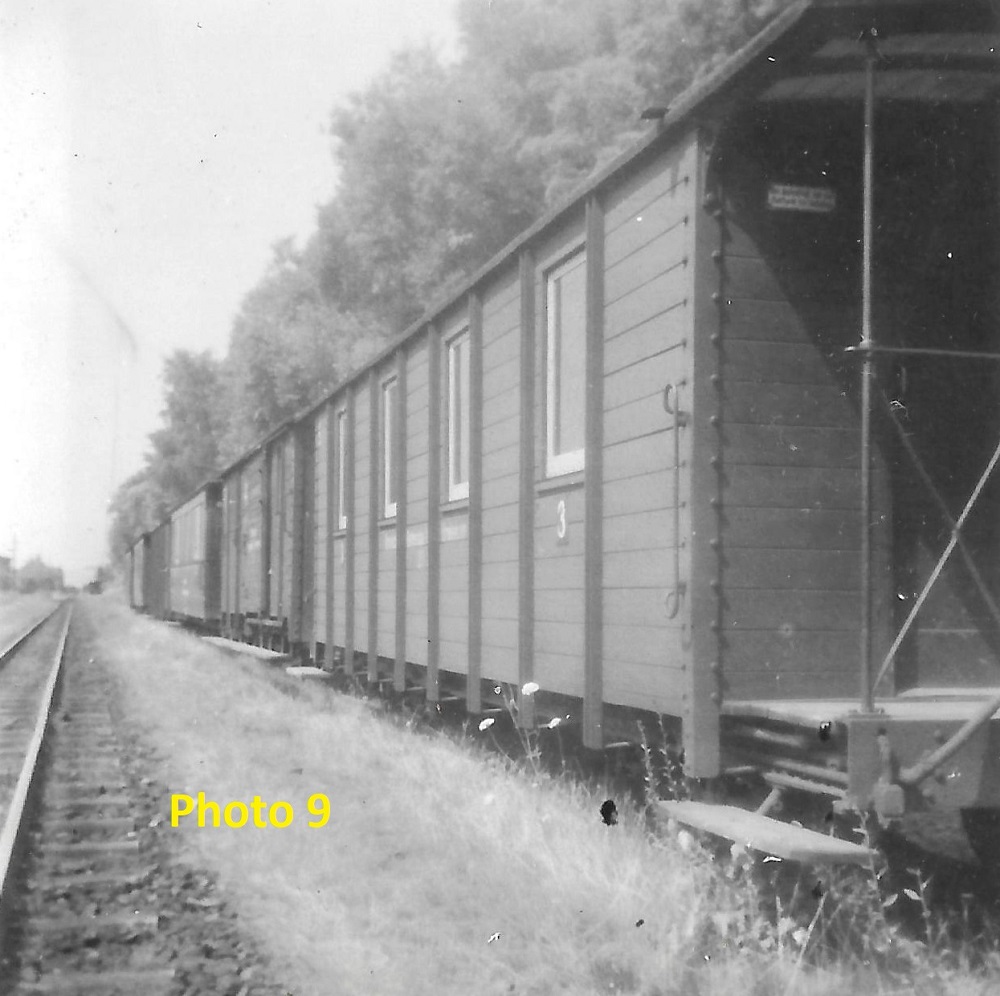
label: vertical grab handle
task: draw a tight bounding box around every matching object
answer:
[663,382,688,619]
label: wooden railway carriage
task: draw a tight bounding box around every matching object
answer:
[132,0,1000,848]
[298,0,1000,828]
[168,482,222,627]
[220,443,268,643]
[219,421,312,649]
[144,521,171,621]
[128,537,145,611]
[265,422,314,651]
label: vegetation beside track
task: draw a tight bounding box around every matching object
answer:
[0,591,62,646]
[79,596,1000,996]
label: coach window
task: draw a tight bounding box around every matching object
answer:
[447,329,470,501]
[336,408,348,530]
[382,377,398,519]
[545,250,586,476]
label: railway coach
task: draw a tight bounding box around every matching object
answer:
[132,0,1000,854]
[168,481,223,629]
[297,0,1000,839]
[218,420,314,649]
[143,520,171,622]
[127,536,145,612]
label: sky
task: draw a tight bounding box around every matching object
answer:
[1,0,460,586]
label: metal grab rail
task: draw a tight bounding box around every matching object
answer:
[858,29,878,712]
[846,343,1000,363]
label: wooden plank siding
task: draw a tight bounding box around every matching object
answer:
[583,195,605,747]
[266,427,307,644]
[267,435,289,629]
[393,349,407,691]
[368,370,381,679]
[324,402,337,666]
[298,420,315,649]
[437,308,472,681]
[467,292,484,711]
[517,251,536,726]
[237,452,266,623]
[530,211,587,700]
[377,364,400,679]
[405,336,431,669]
[481,265,522,686]
[267,441,281,623]
[352,379,371,667]
[686,129,724,776]
[311,408,329,657]
[131,540,145,610]
[426,326,442,700]
[169,485,221,626]
[341,387,356,667]
[219,479,235,630]
[712,126,873,705]
[599,135,698,724]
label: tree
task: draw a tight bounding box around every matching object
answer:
[320,0,797,332]
[17,556,64,593]
[107,467,162,564]
[109,0,799,564]
[148,350,225,497]
[326,46,543,334]
[219,239,384,462]
[108,350,225,562]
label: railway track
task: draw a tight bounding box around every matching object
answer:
[0,601,175,994]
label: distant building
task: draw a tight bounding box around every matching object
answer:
[17,557,64,593]
[0,556,12,590]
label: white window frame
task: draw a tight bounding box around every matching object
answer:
[446,329,470,502]
[382,377,398,519]
[335,408,348,530]
[545,250,587,477]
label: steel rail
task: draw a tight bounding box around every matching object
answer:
[0,601,73,957]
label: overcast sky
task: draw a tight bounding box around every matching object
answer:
[1,0,460,586]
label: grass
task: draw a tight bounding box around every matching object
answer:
[78,595,1000,996]
[0,590,60,645]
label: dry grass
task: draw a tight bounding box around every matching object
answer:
[0,590,60,645]
[78,596,1000,996]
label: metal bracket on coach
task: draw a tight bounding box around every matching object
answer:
[663,381,689,620]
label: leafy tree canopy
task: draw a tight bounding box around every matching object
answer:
[108,350,224,560]
[219,238,385,462]
[110,0,792,562]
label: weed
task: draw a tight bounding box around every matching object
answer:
[86,596,1000,996]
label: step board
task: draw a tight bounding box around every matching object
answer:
[284,666,332,679]
[203,636,291,663]
[658,800,876,866]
